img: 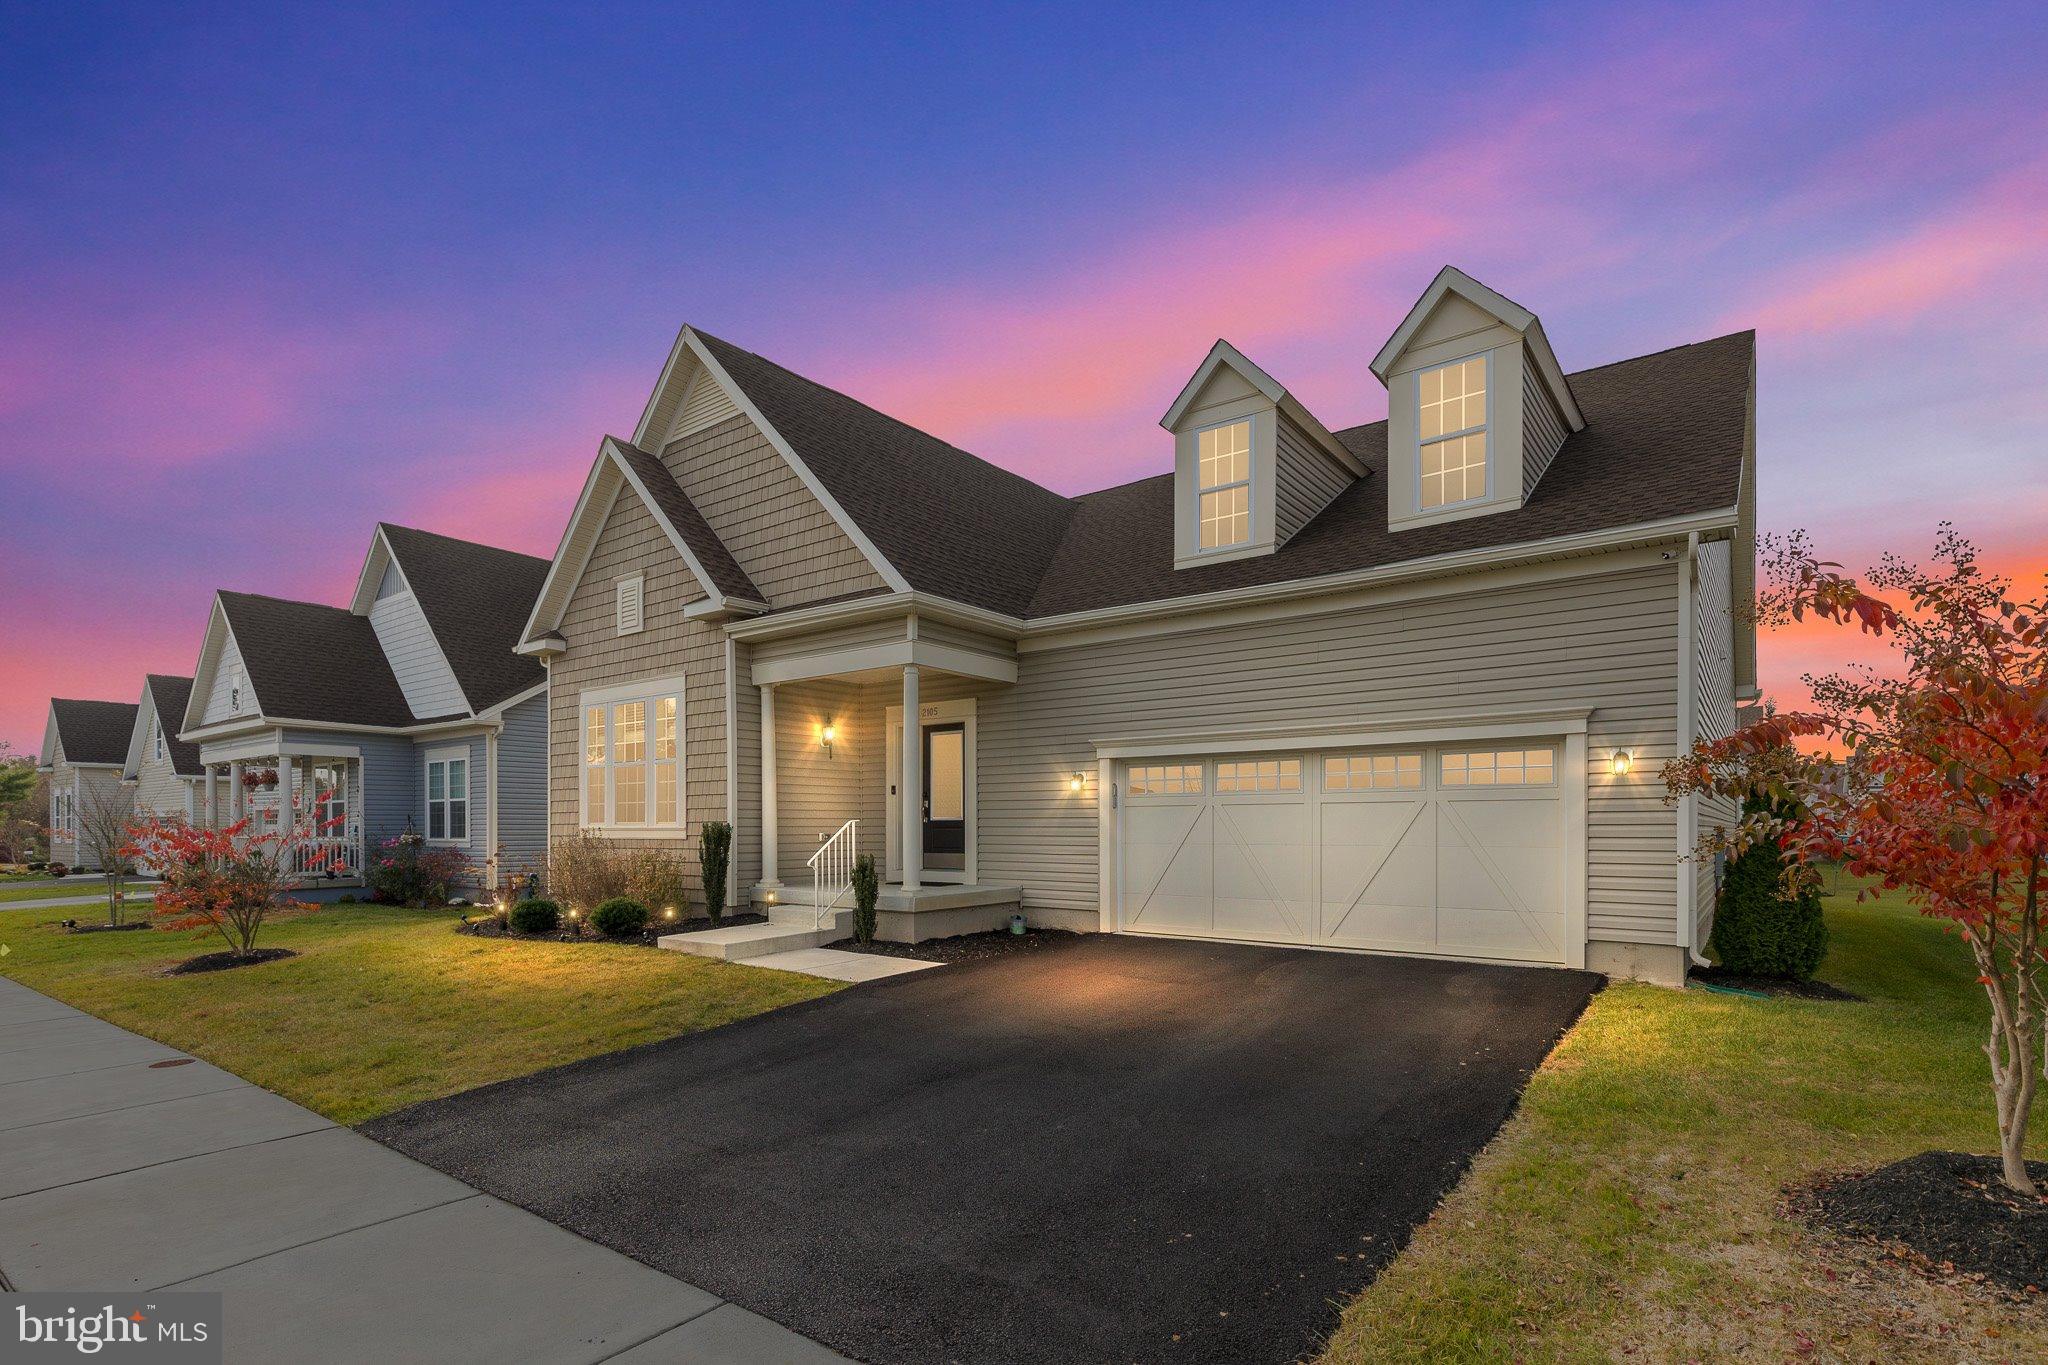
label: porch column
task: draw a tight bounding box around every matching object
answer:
[278,753,296,833]
[228,761,244,822]
[760,683,781,889]
[203,767,217,827]
[901,664,922,891]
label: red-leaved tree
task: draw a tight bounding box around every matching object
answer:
[1666,527,2047,1193]
[126,805,340,959]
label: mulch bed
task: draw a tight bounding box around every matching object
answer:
[1789,1151,2048,1296]
[163,947,298,976]
[457,912,768,948]
[62,920,151,935]
[825,927,1084,963]
[1690,964,1862,1001]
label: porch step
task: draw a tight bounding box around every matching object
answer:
[659,907,852,962]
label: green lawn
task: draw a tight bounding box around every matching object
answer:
[0,880,152,904]
[1320,885,2048,1362]
[0,902,840,1124]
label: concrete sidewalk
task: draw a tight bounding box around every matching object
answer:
[0,891,158,911]
[0,977,842,1363]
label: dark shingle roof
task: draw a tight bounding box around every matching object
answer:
[218,592,427,728]
[50,699,138,766]
[698,327,1750,622]
[607,442,766,604]
[695,331,1077,617]
[144,675,203,775]
[1024,330,1754,615]
[379,525,550,712]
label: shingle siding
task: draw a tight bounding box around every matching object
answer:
[662,414,886,608]
[547,482,728,905]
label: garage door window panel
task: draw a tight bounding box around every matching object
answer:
[1440,748,1555,787]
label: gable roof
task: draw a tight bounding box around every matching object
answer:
[216,591,429,728]
[1370,266,1584,429]
[143,675,203,775]
[692,330,1078,618]
[377,524,550,712]
[1023,330,1752,616]
[1159,339,1365,475]
[607,441,766,603]
[47,699,139,766]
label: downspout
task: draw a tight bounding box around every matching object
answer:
[485,722,501,894]
[1675,531,1711,968]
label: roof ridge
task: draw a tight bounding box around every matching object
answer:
[692,329,1076,509]
[379,521,551,568]
[219,588,352,614]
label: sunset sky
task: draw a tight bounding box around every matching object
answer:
[4,1,2046,752]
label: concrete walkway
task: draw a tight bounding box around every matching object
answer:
[0,977,842,1363]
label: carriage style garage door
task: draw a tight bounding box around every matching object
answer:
[1116,744,1570,965]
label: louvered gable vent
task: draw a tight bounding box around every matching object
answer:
[616,574,645,635]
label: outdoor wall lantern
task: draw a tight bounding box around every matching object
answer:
[1069,772,1085,793]
[1611,749,1634,777]
[820,722,837,757]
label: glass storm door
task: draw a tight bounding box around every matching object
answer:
[922,723,966,871]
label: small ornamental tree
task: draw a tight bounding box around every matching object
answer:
[126,812,337,958]
[1665,527,2048,1193]
[75,783,137,924]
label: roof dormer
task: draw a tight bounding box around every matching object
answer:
[1162,340,1365,570]
[1371,267,1584,533]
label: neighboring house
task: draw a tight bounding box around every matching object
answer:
[36,698,139,871]
[119,675,206,873]
[519,267,1754,983]
[178,524,551,891]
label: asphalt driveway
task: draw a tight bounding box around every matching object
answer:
[366,936,1598,1364]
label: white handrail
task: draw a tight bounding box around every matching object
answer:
[808,819,858,930]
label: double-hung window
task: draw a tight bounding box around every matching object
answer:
[152,718,165,762]
[425,749,469,842]
[1196,417,1252,550]
[1419,355,1488,510]
[582,676,683,831]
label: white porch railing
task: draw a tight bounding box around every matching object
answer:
[286,822,364,884]
[808,819,858,930]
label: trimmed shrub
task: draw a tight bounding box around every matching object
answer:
[699,820,732,925]
[591,896,650,939]
[509,898,561,934]
[1710,797,1829,980]
[46,862,69,879]
[850,853,879,945]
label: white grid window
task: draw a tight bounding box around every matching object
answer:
[1324,753,1422,790]
[1419,356,1487,510]
[1441,748,1555,787]
[583,680,684,829]
[425,754,469,842]
[1215,758,1302,793]
[52,788,75,837]
[1197,418,1252,550]
[1127,764,1203,796]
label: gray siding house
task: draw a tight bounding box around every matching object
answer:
[178,524,551,892]
[37,698,139,871]
[519,267,1755,983]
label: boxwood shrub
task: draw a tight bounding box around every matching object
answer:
[509,897,561,934]
[591,896,651,939]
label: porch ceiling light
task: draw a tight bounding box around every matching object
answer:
[1610,749,1633,777]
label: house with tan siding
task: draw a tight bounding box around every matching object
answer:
[519,267,1755,984]
[177,524,552,893]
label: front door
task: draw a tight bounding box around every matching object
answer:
[922,723,966,872]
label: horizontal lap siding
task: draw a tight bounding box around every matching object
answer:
[202,636,250,725]
[547,485,726,903]
[370,590,467,719]
[1522,366,1568,493]
[771,677,874,877]
[1274,416,1352,545]
[978,559,1682,946]
[497,693,549,883]
[662,415,885,607]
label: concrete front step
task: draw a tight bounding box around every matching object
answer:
[660,907,852,962]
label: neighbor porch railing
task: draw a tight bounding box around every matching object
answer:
[286,821,364,884]
[808,819,857,930]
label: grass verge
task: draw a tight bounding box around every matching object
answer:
[1319,884,2048,1362]
[0,901,840,1124]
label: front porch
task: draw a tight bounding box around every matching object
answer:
[194,745,365,887]
[731,612,1040,946]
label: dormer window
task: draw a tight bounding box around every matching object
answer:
[1197,417,1252,550]
[1419,355,1487,510]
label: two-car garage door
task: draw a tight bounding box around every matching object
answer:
[1116,743,1569,965]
